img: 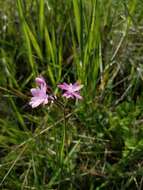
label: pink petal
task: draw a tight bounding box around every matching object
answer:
[31,88,46,97]
[35,77,46,86]
[72,92,83,99]
[57,83,69,90]
[63,92,74,99]
[40,85,47,94]
[72,83,84,91]
[31,88,40,96]
[29,97,45,108]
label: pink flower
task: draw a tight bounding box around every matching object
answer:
[58,82,83,100]
[29,77,49,108]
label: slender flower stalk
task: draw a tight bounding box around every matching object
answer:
[60,105,66,164]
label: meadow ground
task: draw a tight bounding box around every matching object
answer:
[0,0,143,189]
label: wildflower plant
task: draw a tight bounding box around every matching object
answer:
[1,0,142,188]
[29,76,83,163]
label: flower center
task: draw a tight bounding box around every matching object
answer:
[68,84,75,92]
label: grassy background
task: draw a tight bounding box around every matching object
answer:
[0,0,143,189]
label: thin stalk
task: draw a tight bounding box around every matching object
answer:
[60,105,67,164]
[53,98,68,164]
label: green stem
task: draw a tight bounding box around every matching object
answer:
[54,99,68,164]
[60,105,66,164]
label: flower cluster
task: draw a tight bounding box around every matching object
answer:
[29,76,83,108]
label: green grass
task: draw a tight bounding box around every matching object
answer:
[0,0,143,189]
